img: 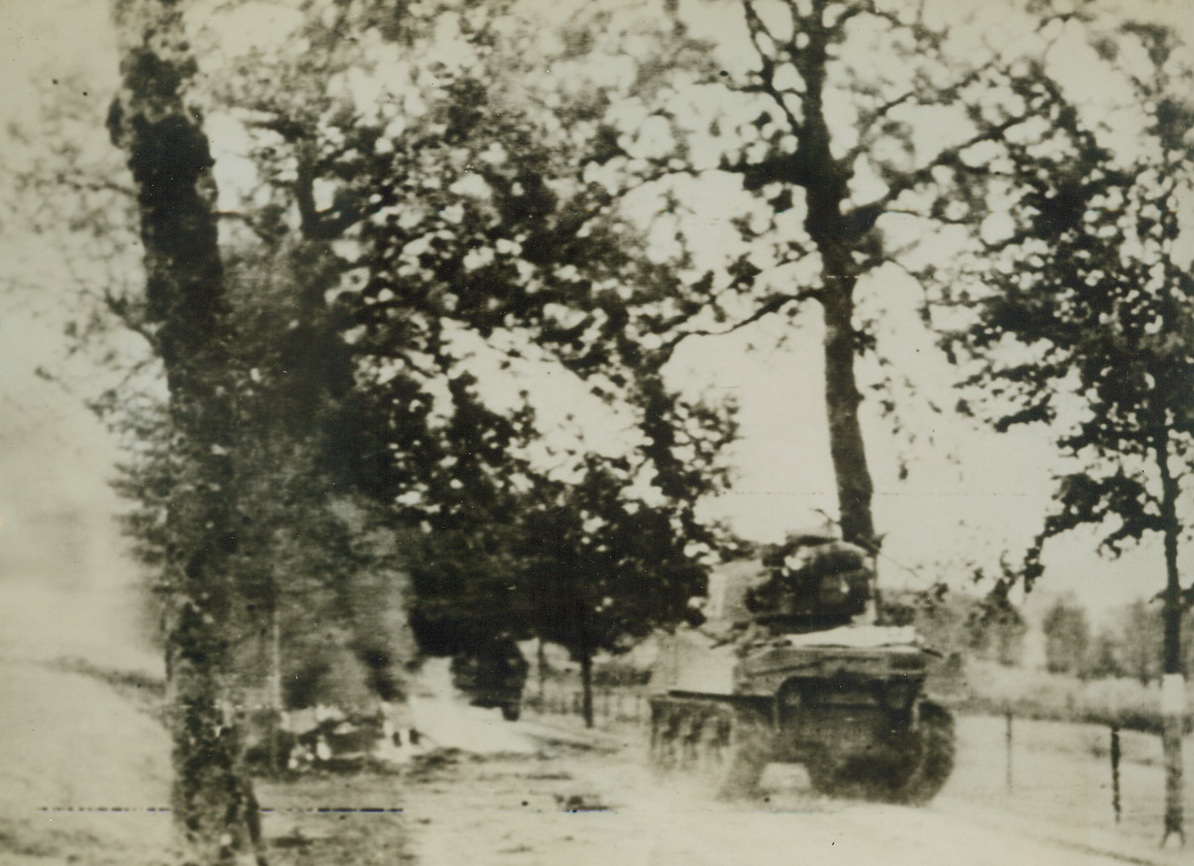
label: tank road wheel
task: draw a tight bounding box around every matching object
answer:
[805,752,849,797]
[883,697,955,802]
[650,697,773,800]
[805,702,955,804]
[893,700,955,805]
[649,696,686,773]
[708,704,772,801]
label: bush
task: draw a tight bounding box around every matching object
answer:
[953,661,1192,735]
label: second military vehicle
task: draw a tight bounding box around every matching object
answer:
[451,636,529,721]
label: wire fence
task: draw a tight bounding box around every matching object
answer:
[527,679,651,724]
[528,678,1193,843]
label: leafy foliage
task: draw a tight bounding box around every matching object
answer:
[886,585,1026,668]
[180,1,743,664]
[941,21,1194,840]
[537,0,1099,550]
[1042,594,1092,676]
[517,453,719,659]
[943,22,1194,588]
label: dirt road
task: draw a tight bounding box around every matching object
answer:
[391,718,1170,866]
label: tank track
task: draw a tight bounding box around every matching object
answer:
[804,699,955,804]
[650,693,954,804]
[649,694,774,799]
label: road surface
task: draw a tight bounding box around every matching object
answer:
[396,719,1171,866]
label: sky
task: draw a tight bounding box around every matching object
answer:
[0,0,150,666]
[2,0,1193,670]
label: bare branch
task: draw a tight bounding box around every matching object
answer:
[742,0,782,54]
[103,288,160,353]
[212,210,282,245]
[856,112,1032,216]
[51,175,137,199]
[651,287,821,367]
[740,0,805,135]
[848,54,1014,170]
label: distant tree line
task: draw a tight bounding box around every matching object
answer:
[1041,595,1194,686]
[885,587,1028,669]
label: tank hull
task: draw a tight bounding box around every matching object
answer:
[649,639,955,803]
[652,543,956,804]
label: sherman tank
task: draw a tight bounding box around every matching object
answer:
[649,534,954,803]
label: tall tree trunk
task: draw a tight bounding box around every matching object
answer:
[580,645,594,729]
[268,601,284,774]
[820,280,876,550]
[1156,429,1186,847]
[108,2,263,862]
[784,1,878,554]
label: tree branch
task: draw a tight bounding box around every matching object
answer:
[103,288,161,353]
[741,2,804,133]
[651,287,821,367]
[52,174,137,199]
[857,112,1032,215]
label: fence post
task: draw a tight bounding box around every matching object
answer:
[1005,709,1014,793]
[1110,724,1121,824]
[537,639,546,707]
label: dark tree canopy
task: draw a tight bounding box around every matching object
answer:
[943,22,1194,592]
[170,1,743,671]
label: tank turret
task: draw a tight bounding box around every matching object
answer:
[748,534,874,625]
